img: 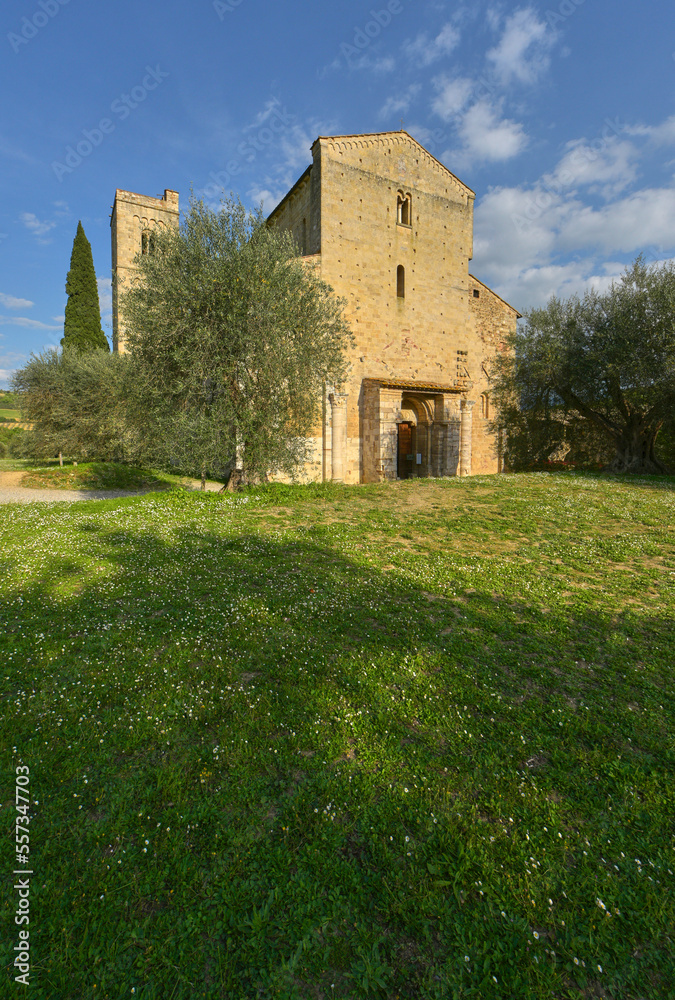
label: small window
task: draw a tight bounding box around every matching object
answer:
[481,393,490,419]
[396,191,411,226]
[473,288,480,298]
[396,265,405,298]
[141,230,155,255]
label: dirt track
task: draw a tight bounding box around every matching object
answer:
[0,470,223,504]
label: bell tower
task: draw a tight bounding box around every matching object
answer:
[110,188,179,352]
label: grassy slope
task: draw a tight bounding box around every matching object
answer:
[17,462,182,492]
[1,474,673,1000]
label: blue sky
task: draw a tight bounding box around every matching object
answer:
[1,0,674,386]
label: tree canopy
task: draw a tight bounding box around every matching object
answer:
[120,195,353,483]
[489,257,675,474]
[62,221,109,353]
[11,347,127,462]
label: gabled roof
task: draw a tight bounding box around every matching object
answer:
[268,130,475,224]
[313,131,475,198]
[267,164,312,224]
[469,274,522,318]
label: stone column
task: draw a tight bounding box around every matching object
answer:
[459,399,475,477]
[446,402,461,476]
[432,422,447,477]
[329,393,349,482]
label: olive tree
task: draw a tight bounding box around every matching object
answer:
[120,195,353,487]
[11,347,128,463]
[490,257,675,474]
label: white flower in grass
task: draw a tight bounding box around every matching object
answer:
[464,955,470,962]
[574,957,579,965]
[597,964,603,973]
[533,931,539,940]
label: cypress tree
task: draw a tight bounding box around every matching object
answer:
[61,221,109,352]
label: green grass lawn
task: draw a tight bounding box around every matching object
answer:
[0,408,21,422]
[1,473,673,1000]
[17,461,186,492]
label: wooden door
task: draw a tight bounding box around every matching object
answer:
[397,422,413,479]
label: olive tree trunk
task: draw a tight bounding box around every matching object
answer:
[607,423,669,474]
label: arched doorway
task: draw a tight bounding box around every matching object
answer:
[397,396,433,479]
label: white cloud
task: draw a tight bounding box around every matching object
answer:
[19,202,70,244]
[327,48,395,74]
[277,125,317,173]
[351,53,395,73]
[471,180,675,313]
[405,23,460,67]
[461,101,528,161]
[546,136,640,198]
[445,100,529,170]
[0,292,33,310]
[247,187,286,215]
[558,187,675,254]
[624,114,675,147]
[486,8,554,86]
[20,212,57,243]
[473,184,565,281]
[431,76,474,121]
[379,84,422,122]
[0,316,62,330]
[485,7,502,33]
[246,99,286,131]
[461,110,675,312]
[0,350,29,388]
[497,262,627,311]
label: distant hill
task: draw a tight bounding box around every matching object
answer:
[0,391,19,409]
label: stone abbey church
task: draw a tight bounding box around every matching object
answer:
[111,130,519,483]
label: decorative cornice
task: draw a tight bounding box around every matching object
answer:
[363,377,467,394]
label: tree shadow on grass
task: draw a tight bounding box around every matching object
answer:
[1,501,673,999]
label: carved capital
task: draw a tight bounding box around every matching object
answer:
[329,392,349,410]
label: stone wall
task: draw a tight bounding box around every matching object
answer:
[267,168,315,256]
[267,131,520,483]
[468,275,520,473]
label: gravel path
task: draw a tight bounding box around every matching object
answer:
[0,470,224,504]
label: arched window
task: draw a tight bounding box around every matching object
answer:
[396,191,412,226]
[481,393,490,420]
[141,230,156,255]
[396,265,405,298]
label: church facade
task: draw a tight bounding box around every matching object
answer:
[111,130,519,483]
